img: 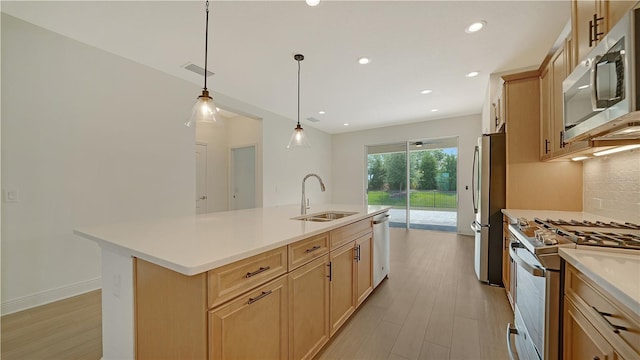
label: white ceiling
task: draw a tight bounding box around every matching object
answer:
[2,1,571,134]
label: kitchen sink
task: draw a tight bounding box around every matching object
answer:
[292,211,357,222]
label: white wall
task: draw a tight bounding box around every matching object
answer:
[331,114,482,235]
[1,14,195,314]
[1,14,334,313]
[212,94,333,208]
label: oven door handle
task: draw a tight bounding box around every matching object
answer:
[506,323,520,360]
[509,243,545,277]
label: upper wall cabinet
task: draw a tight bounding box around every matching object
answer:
[572,0,637,67]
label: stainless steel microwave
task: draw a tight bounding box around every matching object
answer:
[563,7,640,142]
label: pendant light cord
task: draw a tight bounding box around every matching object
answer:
[203,0,210,91]
[297,59,301,126]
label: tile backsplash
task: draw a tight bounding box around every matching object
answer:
[583,149,640,223]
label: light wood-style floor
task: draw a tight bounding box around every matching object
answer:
[0,228,512,360]
[316,228,513,360]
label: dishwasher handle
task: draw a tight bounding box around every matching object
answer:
[373,214,390,225]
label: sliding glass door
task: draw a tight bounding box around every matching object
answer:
[366,137,458,231]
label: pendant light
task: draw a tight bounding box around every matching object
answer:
[287,54,311,148]
[185,0,221,127]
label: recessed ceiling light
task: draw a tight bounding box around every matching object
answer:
[357,57,370,65]
[420,89,433,94]
[465,21,486,33]
[344,123,350,126]
[466,71,479,78]
[318,111,325,115]
[306,0,320,6]
[431,109,439,112]
[216,107,220,111]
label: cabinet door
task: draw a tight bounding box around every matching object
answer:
[551,46,566,153]
[573,0,604,67]
[563,297,618,360]
[607,1,637,31]
[329,241,356,336]
[288,255,330,360]
[355,233,373,307]
[540,66,552,159]
[209,276,288,360]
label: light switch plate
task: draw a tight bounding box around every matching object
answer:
[3,189,19,203]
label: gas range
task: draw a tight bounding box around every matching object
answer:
[513,217,640,252]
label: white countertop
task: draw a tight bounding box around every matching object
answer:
[502,209,618,223]
[560,247,640,317]
[75,204,390,276]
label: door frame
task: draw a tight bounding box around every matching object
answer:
[228,143,258,210]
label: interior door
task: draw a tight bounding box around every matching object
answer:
[196,143,207,214]
[230,145,256,210]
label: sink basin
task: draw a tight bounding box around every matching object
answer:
[292,211,357,222]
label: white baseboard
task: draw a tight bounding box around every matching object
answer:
[1,277,101,316]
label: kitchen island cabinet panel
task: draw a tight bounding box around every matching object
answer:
[355,233,373,307]
[207,246,287,308]
[330,241,357,335]
[288,255,330,360]
[209,275,288,360]
[134,258,207,360]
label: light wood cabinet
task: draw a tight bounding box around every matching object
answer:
[288,232,329,271]
[355,233,373,307]
[134,215,377,360]
[503,71,583,210]
[573,0,605,67]
[208,246,287,308]
[540,65,553,159]
[288,255,330,360]
[501,216,514,310]
[564,297,618,360]
[564,263,640,359]
[329,241,357,335]
[572,0,636,68]
[209,276,288,360]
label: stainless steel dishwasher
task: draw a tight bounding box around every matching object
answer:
[372,211,390,288]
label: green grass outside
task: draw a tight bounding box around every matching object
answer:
[368,190,457,210]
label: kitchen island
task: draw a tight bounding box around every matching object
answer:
[74,204,390,360]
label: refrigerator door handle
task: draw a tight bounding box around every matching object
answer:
[472,145,479,214]
[471,220,489,233]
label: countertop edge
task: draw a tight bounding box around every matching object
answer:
[75,206,391,276]
[559,248,640,318]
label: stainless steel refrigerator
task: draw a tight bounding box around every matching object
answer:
[471,133,505,286]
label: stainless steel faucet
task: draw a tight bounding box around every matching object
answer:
[301,173,326,215]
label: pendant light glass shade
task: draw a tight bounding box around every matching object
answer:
[185,1,221,128]
[287,54,310,148]
[185,90,221,127]
[287,124,310,148]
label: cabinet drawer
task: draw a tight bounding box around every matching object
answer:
[208,246,287,308]
[330,218,372,250]
[288,232,329,271]
[565,264,640,356]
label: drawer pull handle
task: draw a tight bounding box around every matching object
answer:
[247,290,272,305]
[592,306,628,334]
[305,245,321,253]
[245,266,270,278]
